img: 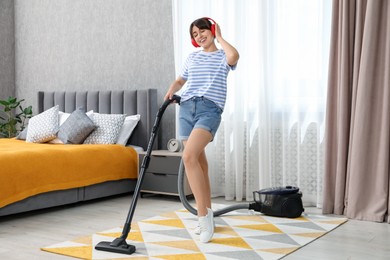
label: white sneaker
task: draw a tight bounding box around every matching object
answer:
[194,214,215,235]
[198,208,214,243]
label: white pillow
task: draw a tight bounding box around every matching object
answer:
[58,111,70,126]
[83,113,126,144]
[116,114,141,145]
[26,105,59,143]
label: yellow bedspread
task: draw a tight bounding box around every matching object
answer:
[0,138,138,208]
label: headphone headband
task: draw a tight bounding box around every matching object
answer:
[203,17,216,25]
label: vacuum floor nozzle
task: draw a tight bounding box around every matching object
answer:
[95,241,136,255]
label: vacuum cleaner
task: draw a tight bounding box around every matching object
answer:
[95,95,304,255]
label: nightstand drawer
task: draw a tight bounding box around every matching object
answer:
[145,155,181,175]
[138,150,192,196]
[141,172,182,194]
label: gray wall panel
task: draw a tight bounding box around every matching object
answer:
[14,0,176,148]
[0,0,15,101]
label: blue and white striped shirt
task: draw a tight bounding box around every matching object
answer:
[180,49,236,110]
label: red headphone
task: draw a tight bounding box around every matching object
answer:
[191,17,216,48]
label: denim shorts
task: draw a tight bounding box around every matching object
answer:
[179,96,223,141]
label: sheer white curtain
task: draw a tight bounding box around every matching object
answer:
[172,0,332,206]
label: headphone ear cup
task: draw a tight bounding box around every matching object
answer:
[191,38,200,48]
[211,24,216,36]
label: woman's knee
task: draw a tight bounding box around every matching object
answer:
[182,151,197,166]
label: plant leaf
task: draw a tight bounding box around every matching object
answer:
[0,100,9,106]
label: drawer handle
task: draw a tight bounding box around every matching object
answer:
[152,173,168,176]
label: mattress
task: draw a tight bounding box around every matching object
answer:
[0,138,138,208]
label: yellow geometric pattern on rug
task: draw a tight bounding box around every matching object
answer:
[211,237,252,249]
[42,204,347,259]
[152,240,201,252]
[236,223,284,233]
[142,218,186,228]
[259,247,298,255]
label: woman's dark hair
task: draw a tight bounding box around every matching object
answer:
[189,18,212,39]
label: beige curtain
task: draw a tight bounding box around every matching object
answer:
[323,0,390,222]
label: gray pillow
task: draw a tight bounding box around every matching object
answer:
[58,107,96,144]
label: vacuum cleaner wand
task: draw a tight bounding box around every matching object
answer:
[95,95,181,255]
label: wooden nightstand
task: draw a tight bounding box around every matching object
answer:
[138,150,192,197]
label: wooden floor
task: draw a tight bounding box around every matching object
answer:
[0,194,389,260]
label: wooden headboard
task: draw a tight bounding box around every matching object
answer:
[37,89,157,150]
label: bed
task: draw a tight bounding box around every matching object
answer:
[0,89,157,217]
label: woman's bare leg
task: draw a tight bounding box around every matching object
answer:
[198,150,211,209]
[182,128,212,216]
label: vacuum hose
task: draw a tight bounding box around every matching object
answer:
[177,156,252,217]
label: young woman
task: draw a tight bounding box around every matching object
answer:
[164,17,239,243]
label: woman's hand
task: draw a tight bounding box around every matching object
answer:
[214,23,239,66]
[215,23,222,43]
[164,90,176,101]
[165,76,186,101]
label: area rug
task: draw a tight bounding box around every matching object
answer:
[42,204,347,259]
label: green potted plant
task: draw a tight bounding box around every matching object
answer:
[0,97,33,138]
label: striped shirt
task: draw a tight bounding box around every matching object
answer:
[180,49,236,110]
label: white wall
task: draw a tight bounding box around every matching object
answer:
[0,0,15,101]
[13,0,176,147]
